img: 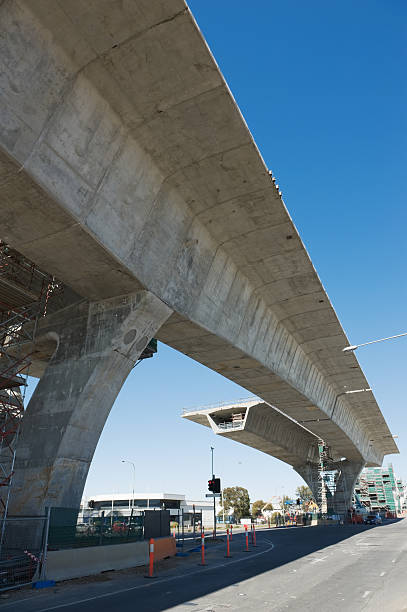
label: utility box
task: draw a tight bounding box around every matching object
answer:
[143,510,170,539]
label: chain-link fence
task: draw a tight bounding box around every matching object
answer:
[48,508,144,549]
[0,514,48,591]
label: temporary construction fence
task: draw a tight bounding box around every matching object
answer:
[0,513,49,591]
[49,509,144,549]
[0,507,171,591]
[48,507,171,549]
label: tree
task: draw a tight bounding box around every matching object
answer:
[263,502,273,512]
[251,499,265,517]
[295,485,313,502]
[222,486,250,521]
[282,494,291,507]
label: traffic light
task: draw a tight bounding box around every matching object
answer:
[88,499,95,509]
[296,498,301,506]
[208,478,221,493]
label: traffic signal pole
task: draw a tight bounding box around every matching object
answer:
[213,486,216,539]
[211,447,216,539]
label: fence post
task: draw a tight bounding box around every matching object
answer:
[39,507,51,581]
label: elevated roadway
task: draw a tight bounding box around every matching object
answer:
[0,1,397,519]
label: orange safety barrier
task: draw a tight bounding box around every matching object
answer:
[153,536,177,561]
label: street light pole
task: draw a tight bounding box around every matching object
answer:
[121,460,136,511]
[343,332,407,352]
[330,388,372,420]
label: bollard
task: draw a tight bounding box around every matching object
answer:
[145,538,156,579]
[244,524,249,552]
[199,528,206,565]
[230,524,233,541]
[251,524,254,545]
[173,527,176,539]
[253,524,257,547]
[225,528,231,558]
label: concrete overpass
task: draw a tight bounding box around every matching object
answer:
[0,1,397,522]
[183,399,363,515]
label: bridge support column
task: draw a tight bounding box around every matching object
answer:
[8,291,172,542]
[294,463,320,503]
[332,460,364,517]
[294,460,364,518]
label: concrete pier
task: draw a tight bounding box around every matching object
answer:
[9,291,172,517]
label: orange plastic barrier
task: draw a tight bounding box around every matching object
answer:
[152,536,177,561]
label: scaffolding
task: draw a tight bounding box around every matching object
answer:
[313,440,350,517]
[0,242,61,543]
[354,465,401,513]
[317,441,328,514]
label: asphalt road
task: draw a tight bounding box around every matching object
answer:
[2,519,407,611]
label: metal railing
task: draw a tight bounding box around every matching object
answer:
[218,419,244,430]
[182,396,259,415]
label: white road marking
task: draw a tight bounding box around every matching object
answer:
[362,591,371,599]
[28,541,275,612]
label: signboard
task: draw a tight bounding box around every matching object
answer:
[205,493,221,498]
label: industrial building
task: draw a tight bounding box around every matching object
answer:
[354,465,406,514]
[79,493,220,528]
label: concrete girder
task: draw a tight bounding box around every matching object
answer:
[0,0,397,479]
[9,291,172,518]
[183,401,320,469]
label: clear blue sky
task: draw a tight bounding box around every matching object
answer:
[32,1,407,503]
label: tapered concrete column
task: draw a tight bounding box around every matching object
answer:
[332,460,364,516]
[294,463,320,503]
[294,460,364,517]
[9,291,172,519]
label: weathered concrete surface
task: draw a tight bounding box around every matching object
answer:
[45,536,176,582]
[9,290,172,516]
[0,0,397,482]
[295,460,364,515]
[183,400,360,514]
[46,539,149,581]
[183,400,320,469]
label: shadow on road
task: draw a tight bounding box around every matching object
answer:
[88,520,402,611]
